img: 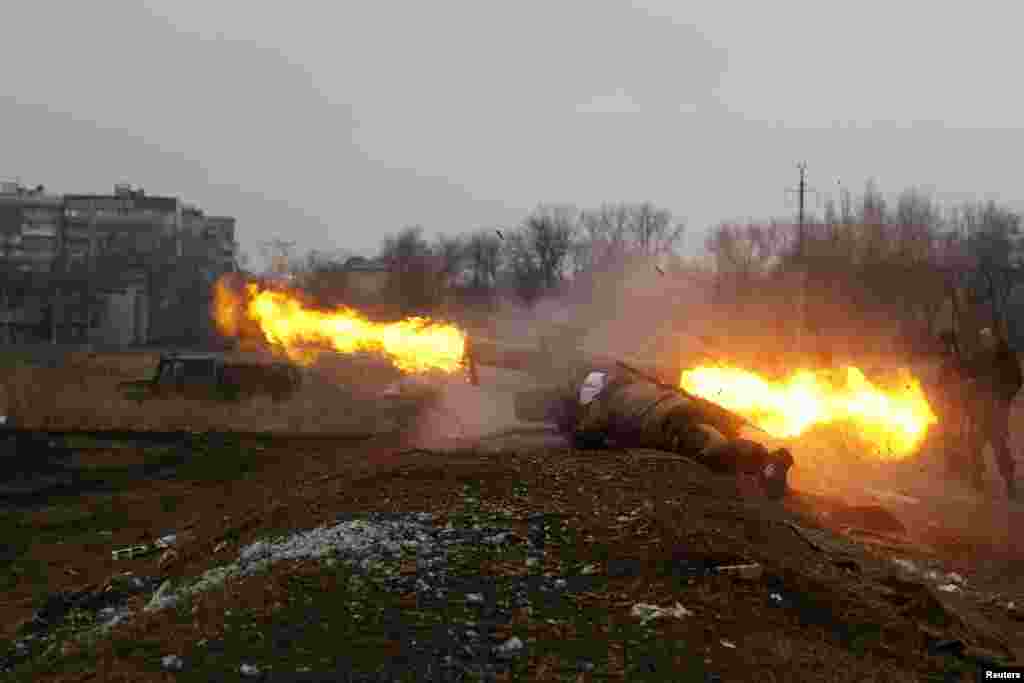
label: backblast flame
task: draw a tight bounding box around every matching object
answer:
[213,277,467,373]
[680,364,937,459]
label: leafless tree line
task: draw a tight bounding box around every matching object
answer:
[292,202,687,320]
[278,181,1024,355]
[704,180,1024,355]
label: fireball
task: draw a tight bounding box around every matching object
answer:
[679,364,937,459]
[213,278,467,373]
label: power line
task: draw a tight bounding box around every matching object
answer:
[784,162,818,355]
[784,162,820,261]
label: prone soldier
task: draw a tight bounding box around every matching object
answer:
[515,361,795,499]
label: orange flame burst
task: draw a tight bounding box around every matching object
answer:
[679,364,937,459]
[213,278,466,373]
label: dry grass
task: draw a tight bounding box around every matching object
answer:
[0,351,429,434]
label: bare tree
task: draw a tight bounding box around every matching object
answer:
[705,221,782,285]
[574,202,685,275]
[523,205,576,291]
[956,200,1022,271]
[891,189,939,261]
[629,201,686,257]
[379,225,438,315]
[577,203,633,272]
[433,234,465,287]
[465,230,502,290]
[381,226,432,270]
[502,228,543,304]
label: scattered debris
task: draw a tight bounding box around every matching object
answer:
[630,602,694,625]
[494,636,524,659]
[111,544,157,561]
[937,583,961,593]
[160,654,185,672]
[891,558,919,575]
[145,580,174,612]
[111,533,179,561]
[239,662,262,677]
[946,572,966,586]
[719,639,737,649]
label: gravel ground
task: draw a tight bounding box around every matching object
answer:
[2,510,602,681]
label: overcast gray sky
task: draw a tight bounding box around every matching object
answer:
[3,1,1022,267]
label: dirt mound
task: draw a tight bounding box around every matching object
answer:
[3,435,1023,681]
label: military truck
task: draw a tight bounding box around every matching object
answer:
[121,352,302,402]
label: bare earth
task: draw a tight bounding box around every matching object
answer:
[0,359,1022,681]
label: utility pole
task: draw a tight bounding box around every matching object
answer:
[797,161,807,259]
[797,162,807,358]
[785,162,817,360]
[785,162,817,263]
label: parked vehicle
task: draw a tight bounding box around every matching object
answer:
[120,352,302,402]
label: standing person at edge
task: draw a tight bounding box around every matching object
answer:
[515,363,795,499]
[930,331,973,482]
[963,327,1022,500]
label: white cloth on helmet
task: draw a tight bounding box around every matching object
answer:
[579,371,609,406]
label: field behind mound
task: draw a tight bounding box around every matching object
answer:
[0,349,431,435]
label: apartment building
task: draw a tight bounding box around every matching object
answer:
[0,181,238,346]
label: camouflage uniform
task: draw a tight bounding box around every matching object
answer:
[516,363,794,498]
[963,333,1021,499]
